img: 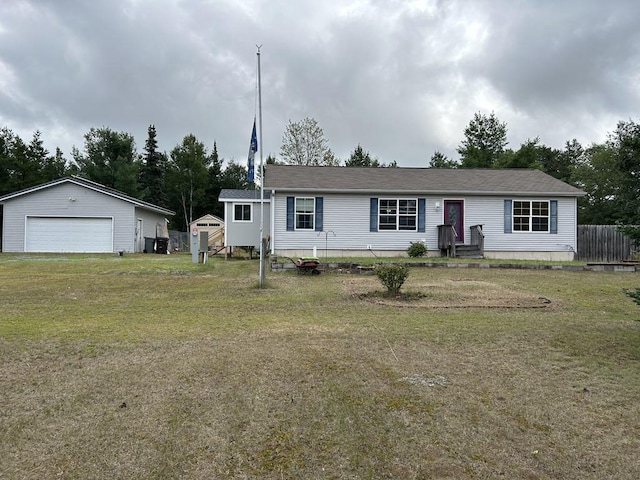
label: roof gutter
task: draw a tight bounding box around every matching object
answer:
[266,187,586,197]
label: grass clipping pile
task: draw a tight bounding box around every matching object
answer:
[344,277,553,309]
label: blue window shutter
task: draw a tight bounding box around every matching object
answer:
[504,199,512,234]
[418,198,426,232]
[370,198,378,232]
[315,197,323,231]
[286,196,294,231]
[550,200,558,234]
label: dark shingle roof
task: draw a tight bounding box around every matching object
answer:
[219,189,271,201]
[264,165,585,196]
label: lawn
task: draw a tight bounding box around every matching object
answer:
[1,253,639,479]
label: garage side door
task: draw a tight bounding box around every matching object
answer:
[26,217,113,253]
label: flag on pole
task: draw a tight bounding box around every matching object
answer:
[247,119,258,182]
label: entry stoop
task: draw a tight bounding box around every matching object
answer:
[455,245,484,258]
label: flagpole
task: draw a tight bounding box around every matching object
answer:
[257,45,265,287]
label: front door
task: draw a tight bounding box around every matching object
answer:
[444,200,464,243]
[135,219,143,252]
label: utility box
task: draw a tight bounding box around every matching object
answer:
[199,232,208,253]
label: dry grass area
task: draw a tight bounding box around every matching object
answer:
[1,254,640,479]
[344,276,554,308]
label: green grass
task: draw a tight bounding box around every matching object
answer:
[1,253,639,479]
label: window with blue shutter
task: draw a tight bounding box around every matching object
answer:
[506,199,556,233]
[370,198,378,232]
[315,197,323,231]
[504,199,512,234]
[418,198,426,232]
[550,200,558,234]
[286,196,294,231]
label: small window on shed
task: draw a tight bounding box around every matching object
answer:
[234,204,252,222]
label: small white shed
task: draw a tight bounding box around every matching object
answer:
[189,214,224,252]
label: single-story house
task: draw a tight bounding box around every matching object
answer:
[257,165,586,261]
[0,176,175,253]
[218,189,270,250]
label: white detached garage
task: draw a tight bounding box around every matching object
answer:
[0,177,174,253]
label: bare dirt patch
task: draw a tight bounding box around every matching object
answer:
[343,277,553,308]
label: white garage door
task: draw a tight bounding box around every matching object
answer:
[25,217,113,253]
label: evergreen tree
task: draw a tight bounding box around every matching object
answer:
[42,147,69,180]
[608,120,640,223]
[428,150,458,168]
[220,160,254,190]
[457,112,508,168]
[205,141,224,218]
[345,144,380,167]
[139,125,168,206]
[73,127,140,196]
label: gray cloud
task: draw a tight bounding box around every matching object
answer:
[0,0,638,166]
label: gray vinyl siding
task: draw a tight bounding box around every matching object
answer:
[135,208,167,239]
[223,201,270,248]
[272,192,578,254]
[468,196,577,253]
[273,193,428,251]
[3,183,141,252]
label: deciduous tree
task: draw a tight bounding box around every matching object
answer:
[166,134,211,231]
[280,117,338,166]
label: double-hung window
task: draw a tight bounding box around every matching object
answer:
[233,204,251,222]
[295,197,315,230]
[513,200,549,232]
[379,199,417,231]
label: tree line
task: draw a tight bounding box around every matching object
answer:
[280,114,640,227]
[2,113,640,229]
[0,125,251,231]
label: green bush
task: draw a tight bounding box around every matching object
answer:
[375,264,409,296]
[623,287,640,306]
[407,241,427,257]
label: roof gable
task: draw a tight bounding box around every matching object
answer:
[191,214,224,224]
[263,165,585,197]
[0,177,175,215]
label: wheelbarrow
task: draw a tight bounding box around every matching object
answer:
[293,257,321,275]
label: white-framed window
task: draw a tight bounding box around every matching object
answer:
[379,199,417,231]
[295,197,314,230]
[233,203,252,222]
[513,200,549,232]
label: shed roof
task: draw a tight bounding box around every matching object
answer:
[219,189,271,201]
[190,214,224,225]
[264,165,585,196]
[0,176,175,215]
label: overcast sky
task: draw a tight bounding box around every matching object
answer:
[1,0,639,168]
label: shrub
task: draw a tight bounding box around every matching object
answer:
[407,241,427,258]
[375,264,409,296]
[623,287,640,306]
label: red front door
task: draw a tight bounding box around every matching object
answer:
[444,200,464,243]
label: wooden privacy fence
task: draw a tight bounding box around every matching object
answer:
[576,225,637,262]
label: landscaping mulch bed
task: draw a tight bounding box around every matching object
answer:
[343,277,554,309]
